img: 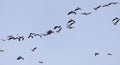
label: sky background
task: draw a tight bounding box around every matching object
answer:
[0,0,120,65]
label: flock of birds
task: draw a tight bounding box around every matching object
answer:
[0,1,119,64]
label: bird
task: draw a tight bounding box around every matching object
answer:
[81,12,92,16]
[43,30,54,36]
[31,47,37,52]
[67,19,75,24]
[112,17,119,22]
[93,5,101,10]
[39,61,44,63]
[67,11,76,15]
[74,7,82,11]
[111,2,119,5]
[66,25,74,29]
[95,52,99,56]
[54,26,62,33]
[1,39,6,41]
[112,17,120,25]
[102,3,111,7]
[47,30,54,35]
[0,50,4,52]
[102,2,118,7]
[54,26,60,30]
[28,33,34,38]
[17,56,24,60]
[113,19,120,25]
[107,53,112,56]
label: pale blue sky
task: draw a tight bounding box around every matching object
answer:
[0,0,120,65]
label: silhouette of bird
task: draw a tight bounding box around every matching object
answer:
[47,30,54,35]
[34,34,42,38]
[66,26,74,29]
[74,7,82,11]
[17,56,24,60]
[1,39,6,41]
[103,2,119,7]
[31,47,37,52]
[95,52,99,56]
[67,19,75,24]
[113,19,120,25]
[54,26,62,33]
[103,3,111,7]
[112,17,120,25]
[81,12,92,16]
[93,5,101,10]
[7,35,16,40]
[68,11,76,15]
[112,17,119,22]
[39,61,44,63]
[0,50,4,52]
[111,2,119,5]
[107,53,112,56]
[28,33,34,38]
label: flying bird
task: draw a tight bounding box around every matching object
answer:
[112,17,119,22]
[95,52,99,56]
[17,56,24,60]
[103,2,119,7]
[39,61,44,63]
[28,33,34,38]
[67,19,75,24]
[1,39,6,41]
[81,12,92,16]
[66,26,74,29]
[113,19,120,25]
[93,5,101,10]
[111,2,119,5]
[31,47,37,52]
[0,50,4,52]
[54,26,62,33]
[107,53,112,56]
[112,17,120,25]
[67,11,76,15]
[47,30,54,35]
[74,7,82,11]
